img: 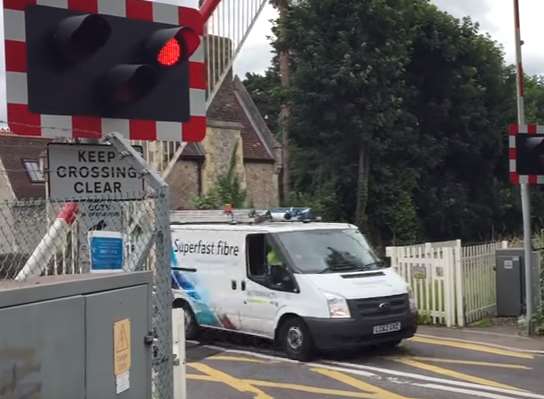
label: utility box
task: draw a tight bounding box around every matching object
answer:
[0,272,152,399]
[496,249,541,317]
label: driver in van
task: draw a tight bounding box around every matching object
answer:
[267,246,282,267]
[267,246,287,286]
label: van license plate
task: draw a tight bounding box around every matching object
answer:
[373,322,401,335]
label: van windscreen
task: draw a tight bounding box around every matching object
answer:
[275,229,384,274]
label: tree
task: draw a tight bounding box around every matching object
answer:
[244,70,281,135]
[271,0,292,203]
[284,0,416,233]
[244,0,544,245]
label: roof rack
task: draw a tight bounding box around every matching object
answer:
[170,209,271,225]
[170,207,319,225]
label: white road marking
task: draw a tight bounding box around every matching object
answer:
[325,361,544,399]
[413,383,520,399]
[189,342,543,399]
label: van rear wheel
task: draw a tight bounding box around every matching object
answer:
[279,317,314,361]
[181,303,200,340]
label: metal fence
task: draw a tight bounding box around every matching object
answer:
[204,0,268,106]
[0,135,174,399]
[386,240,508,327]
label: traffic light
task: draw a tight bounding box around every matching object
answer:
[516,135,544,175]
[26,5,201,122]
[3,1,206,140]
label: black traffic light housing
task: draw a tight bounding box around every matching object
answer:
[26,5,201,122]
[52,13,111,64]
[516,135,544,175]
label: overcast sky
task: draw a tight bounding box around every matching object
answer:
[0,0,542,122]
[235,0,544,78]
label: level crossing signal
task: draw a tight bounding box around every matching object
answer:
[509,124,544,184]
[3,1,206,141]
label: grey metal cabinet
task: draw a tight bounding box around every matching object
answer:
[86,285,151,399]
[496,252,523,316]
[0,272,152,399]
[0,297,86,399]
[496,249,541,317]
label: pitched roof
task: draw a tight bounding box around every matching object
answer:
[0,135,49,200]
[233,76,280,161]
[180,142,205,161]
[201,70,279,163]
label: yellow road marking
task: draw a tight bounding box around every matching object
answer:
[186,373,378,398]
[311,367,412,399]
[393,358,526,392]
[189,362,273,399]
[406,356,531,370]
[209,355,268,364]
[410,336,534,359]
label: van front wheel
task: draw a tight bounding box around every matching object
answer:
[279,317,314,361]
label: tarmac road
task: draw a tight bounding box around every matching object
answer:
[186,326,544,399]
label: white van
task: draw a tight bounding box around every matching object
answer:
[170,213,417,360]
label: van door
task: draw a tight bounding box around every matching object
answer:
[243,234,298,337]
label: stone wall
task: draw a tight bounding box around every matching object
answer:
[166,160,201,210]
[200,120,247,197]
[245,162,279,208]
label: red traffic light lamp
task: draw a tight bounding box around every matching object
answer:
[147,27,201,67]
[158,38,181,67]
[53,13,111,63]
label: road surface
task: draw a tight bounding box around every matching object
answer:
[186,327,544,399]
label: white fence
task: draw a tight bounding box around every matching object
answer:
[386,240,508,327]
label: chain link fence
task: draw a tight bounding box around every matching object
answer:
[0,190,173,398]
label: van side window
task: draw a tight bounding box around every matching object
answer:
[246,234,297,293]
[246,234,267,277]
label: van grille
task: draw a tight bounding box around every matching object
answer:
[341,272,385,279]
[348,294,409,318]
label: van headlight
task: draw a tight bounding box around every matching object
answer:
[407,286,417,312]
[324,292,351,319]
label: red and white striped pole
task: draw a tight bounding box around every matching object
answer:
[514,0,526,126]
[513,0,533,333]
[16,203,79,281]
[200,0,222,23]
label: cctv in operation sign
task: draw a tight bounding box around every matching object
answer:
[48,143,144,201]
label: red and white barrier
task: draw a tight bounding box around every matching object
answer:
[15,203,79,281]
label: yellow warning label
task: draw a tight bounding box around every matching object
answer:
[113,319,131,376]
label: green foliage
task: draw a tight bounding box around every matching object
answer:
[283,0,417,241]
[469,318,494,328]
[244,70,282,136]
[286,179,344,222]
[416,310,434,326]
[245,0,544,246]
[193,142,247,209]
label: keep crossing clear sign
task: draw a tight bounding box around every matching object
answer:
[47,143,144,201]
